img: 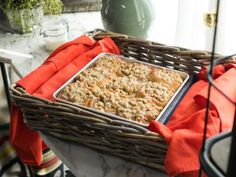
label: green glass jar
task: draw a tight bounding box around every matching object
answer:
[101,0,155,39]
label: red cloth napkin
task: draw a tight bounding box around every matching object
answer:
[149,64,236,177]
[10,35,120,166]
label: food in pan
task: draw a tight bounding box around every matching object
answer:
[58,55,183,124]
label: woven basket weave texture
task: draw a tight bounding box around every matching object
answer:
[11,29,230,171]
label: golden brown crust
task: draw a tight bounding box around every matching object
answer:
[58,55,183,124]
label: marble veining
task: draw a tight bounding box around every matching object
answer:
[42,134,166,177]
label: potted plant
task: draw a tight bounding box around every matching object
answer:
[43,0,63,14]
[0,0,44,33]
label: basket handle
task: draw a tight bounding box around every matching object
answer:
[87,28,125,38]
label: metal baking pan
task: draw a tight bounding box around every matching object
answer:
[53,52,192,127]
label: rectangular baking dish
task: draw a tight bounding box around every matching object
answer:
[53,52,193,127]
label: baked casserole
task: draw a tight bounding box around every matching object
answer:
[58,55,184,124]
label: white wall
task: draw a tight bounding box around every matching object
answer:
[148,0,178,45]
[149,0,236,55]
[175,0,209,50]
[216,0,236,55]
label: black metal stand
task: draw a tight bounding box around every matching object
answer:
[200,54,236,177]
[199,0,236,175]
[226,109,236,177]
[208,55,236,177]
[0,62,11,111]
[0,61,28,177]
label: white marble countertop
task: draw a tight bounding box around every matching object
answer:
[0,12,167,177]
[0,12,104,76]
[42,134,166,177]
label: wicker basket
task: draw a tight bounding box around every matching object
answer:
[10,29,230,171]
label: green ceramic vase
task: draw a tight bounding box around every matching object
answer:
[101,0,155,39]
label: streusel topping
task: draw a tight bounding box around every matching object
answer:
[59,55,183,124]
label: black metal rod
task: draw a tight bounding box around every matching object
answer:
[0,157,18,176]
[199,1,221,177]
[227,109,236,177]
[17,157,28,177]
[0,62,11,112]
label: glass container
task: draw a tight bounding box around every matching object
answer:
[41,19,69,51]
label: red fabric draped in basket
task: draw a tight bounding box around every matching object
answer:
[149,64,236,177]
[10,35,120,166]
